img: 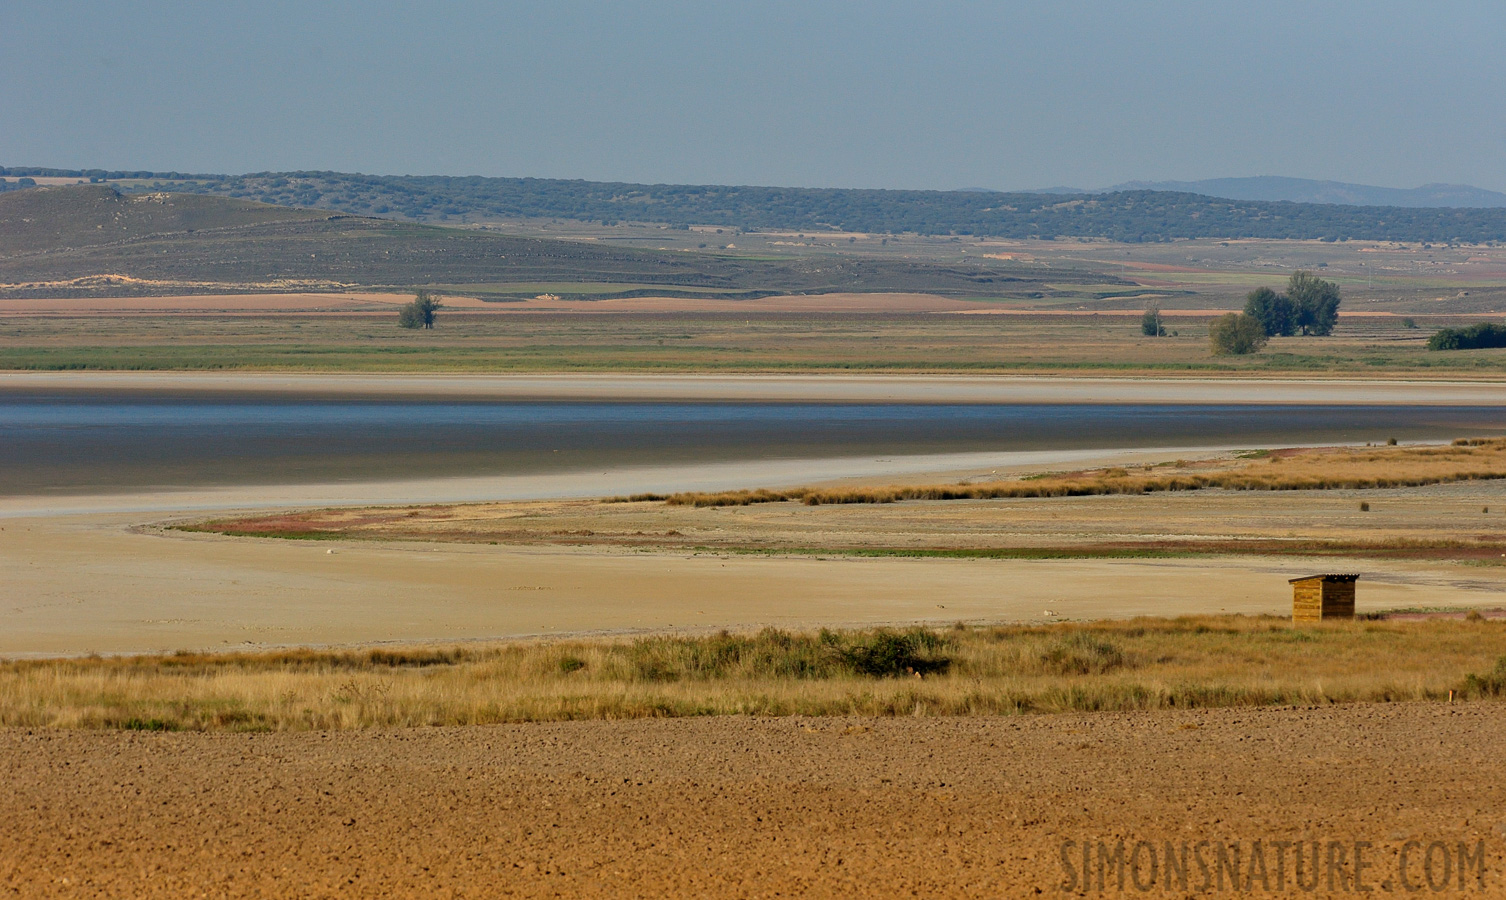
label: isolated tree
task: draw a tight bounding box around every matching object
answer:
[398,290,441,329]
[1140,303,1166,337]
[1209,312,1268,356]
[1287,271,1341,336]
[1242,286,1295,337]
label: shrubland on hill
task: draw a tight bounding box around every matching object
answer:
[6,166,1505,243]
[0,185,1110,298]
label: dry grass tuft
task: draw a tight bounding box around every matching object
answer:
[3,616,1503,731]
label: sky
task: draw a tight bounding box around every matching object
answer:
[4,1,1505,192]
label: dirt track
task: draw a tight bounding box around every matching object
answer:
[4,703,1503,897]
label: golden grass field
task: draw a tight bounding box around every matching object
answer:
[3,616,1503,732]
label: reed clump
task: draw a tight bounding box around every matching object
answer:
[2,615,1502,732]
[662,439,1506,507]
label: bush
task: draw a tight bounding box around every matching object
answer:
[1209,312,1269,356]
[397,290,441,329]
[1427,322,1506,351]
[1141,304,1166,337]
[836,628,950,677]
[1039,633,1127,675]
[624,627,951,681]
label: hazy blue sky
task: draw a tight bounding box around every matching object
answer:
[5,1,1504,191]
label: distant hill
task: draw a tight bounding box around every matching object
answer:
[0,185,1089,298]
[0,184,335,255]
[1098,177,1506,209]
[4,167,1506,243]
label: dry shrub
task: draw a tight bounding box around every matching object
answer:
[625,628,949,681]
[1038,633,1128,675]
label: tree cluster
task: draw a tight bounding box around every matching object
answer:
[397,290,441,329]
[1241,271,1341,337]
[1427,322,1506,351]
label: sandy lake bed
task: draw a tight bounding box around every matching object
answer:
[3,373,1506,656]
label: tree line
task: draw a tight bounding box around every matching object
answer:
[1427,323,1506,351]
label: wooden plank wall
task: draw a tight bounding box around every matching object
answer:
[1321,581,1356,619]
[1292,580,1325,623]
[1293,579,1356,622]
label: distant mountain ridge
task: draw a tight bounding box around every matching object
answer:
[1040,176,1506,209]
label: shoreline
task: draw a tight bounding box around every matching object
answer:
[0,444,1292,518]
[6,370,1506,404]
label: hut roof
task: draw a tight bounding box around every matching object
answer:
[1288,573,1361,584]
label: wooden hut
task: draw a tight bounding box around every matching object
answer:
[1290,574,1358,623]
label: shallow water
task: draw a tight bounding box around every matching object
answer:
[3,391,1504,495]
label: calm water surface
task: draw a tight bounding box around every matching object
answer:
[3,391,1504,495]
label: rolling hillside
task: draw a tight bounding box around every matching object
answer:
[0,186,1103,298]
[0,185,335,254]
[1099,177,1506,209]
[8,167,1506,243]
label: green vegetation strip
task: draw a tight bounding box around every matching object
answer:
[8,345,1506,374]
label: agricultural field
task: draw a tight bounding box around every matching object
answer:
[5,184,1506,377]
[5,703,1502,896]
[2,307,1505,374]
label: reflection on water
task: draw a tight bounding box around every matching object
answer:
[3,392,1504,495]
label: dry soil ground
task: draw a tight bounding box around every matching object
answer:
[4,703,1503,898]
